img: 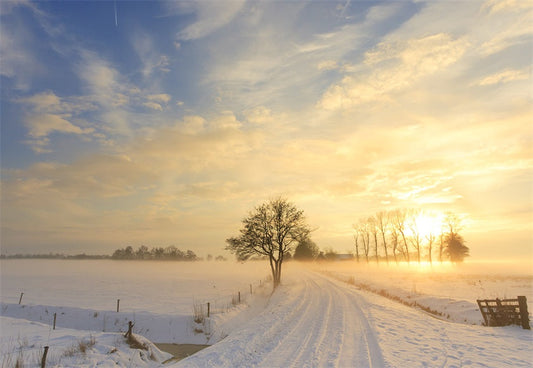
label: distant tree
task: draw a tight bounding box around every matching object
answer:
[152,247,165,259]
[293,237,319,260]
[226,197,310,288]
[207,254,213,261]
[324,248,338,261]
[408,209,423,264]
[185,249,198,261]
[368,216,380,264]
[136,245,150,259]
[353,233,360,262]
[388,220,400,264]
[359,219,371,263]
[444,232,469,263]
[124,246,134,259]
[376,211,390,263]
[316,251,326,261]
[438,233,445,263]
[112,248,125,259]
[391,209,410,263]
[443,213,469,263]
[426,232,436,265]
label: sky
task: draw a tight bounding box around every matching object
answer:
[1,0,532,260]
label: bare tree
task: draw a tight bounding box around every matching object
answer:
[389,225,400,264]
[357,218,370,263]
[438,233,445,263]
[226,197,310,288]
[408,209,423,264]
[368,216,380,264]
[376,211,389,264]
[353,232,360,262]
[391,209,410,263]
[426,232,436,265]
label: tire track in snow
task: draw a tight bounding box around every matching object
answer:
[175,269,385,367]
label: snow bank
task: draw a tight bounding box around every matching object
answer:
[0,316,172,367]
[314,260,532,326]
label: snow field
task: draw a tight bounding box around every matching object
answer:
[314,261,533,326]
[2,260,532,367]
[176,266,533,367]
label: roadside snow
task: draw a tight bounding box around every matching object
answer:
[0,316,171,367]
[174,268,533,368]
[2,260,532,367]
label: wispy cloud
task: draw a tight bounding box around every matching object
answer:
[172,0,246,41]
[131,32,171,78]
[318,33,469,110]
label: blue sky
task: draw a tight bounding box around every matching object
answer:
[1,0,532,260]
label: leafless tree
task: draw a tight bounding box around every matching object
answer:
[426,232,436,265]
[226,197,310,288]
[438,233,445,263]
[408,209,423,264]
[376,211,389,264]
[391,209,410,263]
[353,232,360,262]
[389,224,399,264]
[357,218,371,262]
[368,216,380,264]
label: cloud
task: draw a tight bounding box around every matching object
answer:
[173,0,246,40]
[18,91,96,152]
[142,102,163,111]
[0,17,41,90]
[26,114,91,138]
[476,69,529,86]
[131,32,170,77]
[141,94,171,111]
[318,33,468,110]
[146,94,171,103]
[317,60,338,71]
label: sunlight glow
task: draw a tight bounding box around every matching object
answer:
[413,211,445,238]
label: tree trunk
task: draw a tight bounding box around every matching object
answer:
[400,231,409,264]
[380,231,389,264]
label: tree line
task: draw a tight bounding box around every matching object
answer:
[353,208,469,264]
[111,245,199,261]
[0,253,110,260]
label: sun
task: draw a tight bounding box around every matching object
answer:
[413,211,445,238]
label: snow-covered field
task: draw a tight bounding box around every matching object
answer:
[1,259,532,367]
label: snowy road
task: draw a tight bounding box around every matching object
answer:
[176,270,386,367]
[175,266,532,368]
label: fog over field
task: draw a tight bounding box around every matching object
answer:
[1,259,532,367]
[1,0,532,366]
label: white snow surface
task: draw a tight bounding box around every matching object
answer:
[1,260,532,367]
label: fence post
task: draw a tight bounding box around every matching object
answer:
[238,291,241,303]
[250,284,253,295]
[518,296,530,329]
[116,299,120,313]
[124,321,133,338]
[41,346,49,368]
[207,302,210,318]
[19,292,24,305]
[53,313,57,330]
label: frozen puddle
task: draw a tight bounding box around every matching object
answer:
[155,343,210,363]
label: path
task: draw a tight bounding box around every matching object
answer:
[174,269,385,367]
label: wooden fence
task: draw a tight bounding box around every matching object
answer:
[477,296,530,329]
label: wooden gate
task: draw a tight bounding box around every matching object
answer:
[477,296,530,329]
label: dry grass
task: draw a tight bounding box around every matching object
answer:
[63,336,96,357]
[125,334,148,351]
[193,301,205,324]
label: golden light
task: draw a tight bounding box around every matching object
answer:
[412,211,445,239]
